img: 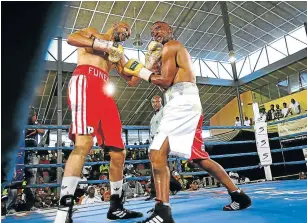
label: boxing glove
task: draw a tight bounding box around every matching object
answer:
[92,38,124,63]
[124,59,153,81]
[145,41,163,70]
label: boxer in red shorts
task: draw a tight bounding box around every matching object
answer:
[54,22,143,223]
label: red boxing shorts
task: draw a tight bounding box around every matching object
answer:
[190,115,209,160]
[67,65,124,149]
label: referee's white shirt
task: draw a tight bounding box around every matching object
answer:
[150,107,163,140]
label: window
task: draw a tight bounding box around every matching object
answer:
[45,39,58,61]
[285,35,307,55]
[300,70,307,89]
[193,59,201,77]
[200,60,217,78]
[277,79,289,97]
[218,62,233,80]
[139,130,150,144]
[127,130,139,145]
[289,73,300,93]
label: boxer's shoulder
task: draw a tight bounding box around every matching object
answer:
[163,40,183,54]
[164,40,182,48]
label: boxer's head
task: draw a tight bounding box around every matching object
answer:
[112,22,131,42]
[151,95,162,112]
[151,21,173,44]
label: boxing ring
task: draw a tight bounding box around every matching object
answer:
[3,114,307,223]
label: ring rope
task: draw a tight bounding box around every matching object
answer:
[20,145,307,169]
[25,113,307,130]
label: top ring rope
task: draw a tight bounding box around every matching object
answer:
[26,114,307,130]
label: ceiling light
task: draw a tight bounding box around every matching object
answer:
[228,50,236,63]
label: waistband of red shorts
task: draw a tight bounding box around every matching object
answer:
[73,65,109,82]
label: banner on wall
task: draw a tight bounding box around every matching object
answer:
[278,117,307,166]
[277,117,307,136]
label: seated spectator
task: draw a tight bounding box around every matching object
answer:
[187,181,199,191]
[81,186,102,204]
[282,102,291,117]
[99,188,105,201]
[288,98,301,116]
[99,164,109,176]
[122,178,144,199]
[88,170,100,180]
[125,161,134,174]
[229,172,239,184]
[39,155,50,183]
[275,104,283,120]
[43,195,56,208]
[79,173,88,190]
[243,116,250,126]
[103,190,111,202]
[234,117,241,126]
[82,163,92,179]
[267,104,275,121]
[299,172,306,180]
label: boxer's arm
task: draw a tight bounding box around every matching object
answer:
[116,56,142,87]
[67,27,118,54]
[148,42,178,89]
[67,27,101,48]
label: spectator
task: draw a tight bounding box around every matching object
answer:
[229,172,239,184]
[187,181,199,191]
[275,104,283,120]
[103,190,111,202]
[82,159,92,179]
[39,155,50,183]
[267,104,275,121]
[43,195,55,208]
[282,102,290,117]
[122,180,144,199]
[259,108,267,122]
[243,116,250,126]
[99,188,105,201]
[79,173,88,190]
[288,98,301,116]
[299,172,306,180]
[88,170,100,180]
[234,117,241,126]
[81,186,102,204]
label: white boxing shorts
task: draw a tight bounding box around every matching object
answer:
[149,82,203,158]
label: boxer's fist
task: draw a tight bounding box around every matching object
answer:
[92,38,124,63]
[108,44,124,63]
[124,59,144,76]
[124,59,153,81]
[145,41,163,70]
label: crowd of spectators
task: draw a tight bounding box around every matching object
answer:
[234,98,303,126]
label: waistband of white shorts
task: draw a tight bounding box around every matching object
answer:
[164,82,199,102]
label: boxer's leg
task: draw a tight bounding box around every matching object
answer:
[102,97,143,220]
[149,137,170,204]
[193,159,237,192]
[55,75,95,223]
[55,134,93,223]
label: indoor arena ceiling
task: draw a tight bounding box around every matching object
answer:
[54,1,307,61]
[35,1,307,126]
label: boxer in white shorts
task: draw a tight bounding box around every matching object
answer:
[123,21,251,223]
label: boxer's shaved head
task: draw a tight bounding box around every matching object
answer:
[112,22,131,42]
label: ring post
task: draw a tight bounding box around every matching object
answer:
[56,37,63,197]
